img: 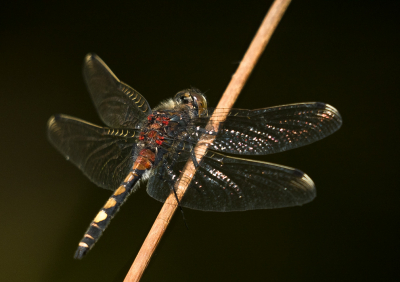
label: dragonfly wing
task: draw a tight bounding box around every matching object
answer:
[188,102,342,155]
[146,165,172,205]
[47,114,137,190]
[83,54,151,128]
[147,150,315,211]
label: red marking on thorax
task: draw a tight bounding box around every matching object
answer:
[139,114,170,146]
[156,116,169,125]
[147,131,156,138]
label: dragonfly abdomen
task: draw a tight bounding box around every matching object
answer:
[74,148,156,259]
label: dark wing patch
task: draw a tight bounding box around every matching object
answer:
[185,103,342,155]
[83,53,151,128]
[47,114,137,190]
[146,150,315,212]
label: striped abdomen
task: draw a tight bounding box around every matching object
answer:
[74,148,155,259]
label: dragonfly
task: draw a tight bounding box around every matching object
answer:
[47,54,342,259]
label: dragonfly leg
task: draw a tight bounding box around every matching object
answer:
[171,184,189,230]
[162,158,189,229]
[190,148,199,168]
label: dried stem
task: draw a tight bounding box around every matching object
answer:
[124,0,292,281]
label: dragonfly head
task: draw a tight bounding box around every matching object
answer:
[175,88,207,116]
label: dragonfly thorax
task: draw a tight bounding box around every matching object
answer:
[138,112,170,146]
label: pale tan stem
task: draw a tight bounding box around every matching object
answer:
[124,1,292,281]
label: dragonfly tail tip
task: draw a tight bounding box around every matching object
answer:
[74,246,89,260]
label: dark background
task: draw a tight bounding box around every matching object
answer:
[1,1,399,281]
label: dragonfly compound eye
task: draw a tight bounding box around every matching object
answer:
[174,88,207,115]
[174,91,192,105]
[190,92,207,116]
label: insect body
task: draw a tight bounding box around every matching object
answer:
[47,54,342,259]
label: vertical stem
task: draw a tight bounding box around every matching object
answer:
[124,0,292,281]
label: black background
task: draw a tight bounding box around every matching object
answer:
[1,1,399,281]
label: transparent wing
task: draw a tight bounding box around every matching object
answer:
[184,102,342,155]
[147,150,315,212]
[47,114,138,190]
[83,53,151,128]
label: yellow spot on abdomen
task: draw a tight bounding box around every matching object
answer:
[104,198,117,209]
[124,173,134,182]
[84,234,94,240]
[93,210,107,223]
[79,242,89,248]
[114,186,126,196]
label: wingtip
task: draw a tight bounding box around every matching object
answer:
[301,172,316,191]
[292,169,316,194]
[325,103,343,129]
[314,102,343,130]
[83,53,120,83]
[324,103,340,115]
[47,116,56,128]
[314,102,339,115]
[84,53,98,63]
[294,172,316,206]
[47,114,60,128]
[47,114,66,128]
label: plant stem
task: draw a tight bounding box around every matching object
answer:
[124,0,292,281]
